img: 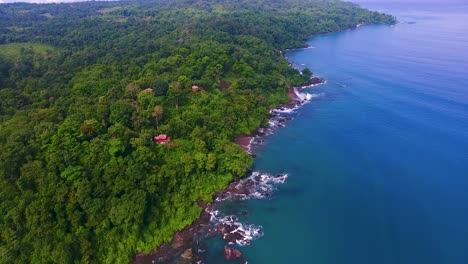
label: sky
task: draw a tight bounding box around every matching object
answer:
[352,0,462,2]
[0,0,111,3]
[0,0,66,2]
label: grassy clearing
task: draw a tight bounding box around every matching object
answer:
[0,43,56,61]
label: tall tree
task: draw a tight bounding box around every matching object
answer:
[152,105,164,129]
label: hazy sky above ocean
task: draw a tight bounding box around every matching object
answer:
[0,0,111,3]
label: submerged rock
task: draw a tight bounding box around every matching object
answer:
[223,246,243,261]
[180,248,192,260]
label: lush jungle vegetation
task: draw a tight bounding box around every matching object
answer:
[0,0,395,263]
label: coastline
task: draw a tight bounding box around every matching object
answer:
[234,76,326,154]
[133,200,213,264]
[133,171,290,264]
[234,136,254,154]
[132,22,375,264]
[133,76,325,264]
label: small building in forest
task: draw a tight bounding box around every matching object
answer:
[191,85,201,92]
[144,88,153,93]
[154,134,171,144]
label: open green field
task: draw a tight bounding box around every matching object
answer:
[0,43,55,61]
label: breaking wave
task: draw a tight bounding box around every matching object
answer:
[209,172,288,246]
[209,210,264,246]
[216,172,288,202]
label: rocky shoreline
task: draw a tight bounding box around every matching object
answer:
[133,76,325,264]
[284,44,315,51]
[297,76,327,88]
[133,199,212,264]
[133,171,288,264]
[235,76,326,153]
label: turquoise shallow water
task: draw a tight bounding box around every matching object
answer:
[203,2,468,264]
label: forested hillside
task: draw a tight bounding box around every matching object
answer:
[0,0,395,263]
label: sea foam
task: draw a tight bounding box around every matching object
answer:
[216,172,288,202]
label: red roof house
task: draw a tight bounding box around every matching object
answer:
[154,134,171,144]
[191,85,201,92]
[144,88,153,93]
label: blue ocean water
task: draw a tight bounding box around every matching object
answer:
[206,2,468,264]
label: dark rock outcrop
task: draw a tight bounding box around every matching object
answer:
[180,248,192,260]
[223,246,243,261]
[133,201,212,264]
[298,76,325,88]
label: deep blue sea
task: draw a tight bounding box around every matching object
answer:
[203,1,468,264]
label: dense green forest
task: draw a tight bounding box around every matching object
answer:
[0,0,395,263]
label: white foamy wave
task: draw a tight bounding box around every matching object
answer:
[268,118,286,128]
[210,211,264,246]
[209,172,288,249]
[299,79,328,89]
[295,89,326,102]
[246,137,254,155]
[310,92,325,99]
[226,223,263,246]
[245,172,288,200]
[272,107,295,114]
[210,210,220,222]
[291,87,312,102]
[258,172,288,184]
[285,46,315,51]
[216,172,288,202]
[261,115,292,137]
[296,91,313,101]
